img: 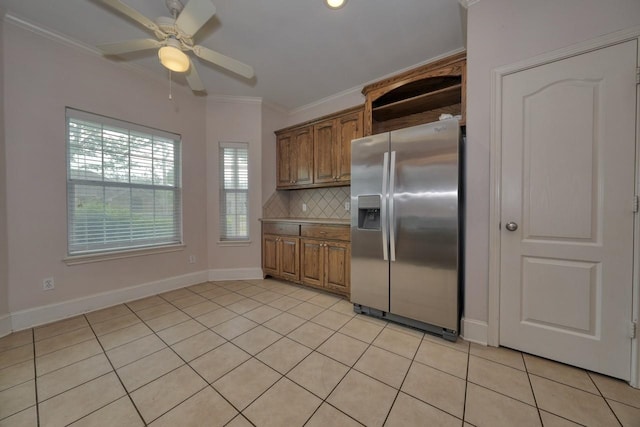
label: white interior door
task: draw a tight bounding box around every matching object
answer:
[499,40,638,380]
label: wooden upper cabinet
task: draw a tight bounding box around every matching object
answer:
[314,112,363,184]
[276,126,313,189]
[362,52,466,135]
[275,106,364,189]
[313,119,337,184]
[336,110,363,183]
[276,132,294,188]
[293,127,314,186]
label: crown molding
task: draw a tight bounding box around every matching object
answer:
[288,46,466,116]
[4,12,102,56]
[261,100,289,115]
[458,0,480,9]
[287,85,363,117]
[2,12,196,98]
[207,95,263,105]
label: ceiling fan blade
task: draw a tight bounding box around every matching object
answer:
[100,0,159,33]
[193,45,254,79]
[175,0,216,38]
[98,39,161,55]
[185,60,206,92]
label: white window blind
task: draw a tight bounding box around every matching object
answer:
[219,142,249,241]
[66,108,182,255]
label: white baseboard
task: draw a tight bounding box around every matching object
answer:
[208,268,264,281]
[10,270,209,331]
[0,314,12,338]
[461,317,488,345]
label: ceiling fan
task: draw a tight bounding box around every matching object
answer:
[97,0,254,92]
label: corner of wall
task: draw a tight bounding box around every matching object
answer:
[0,12,10,333]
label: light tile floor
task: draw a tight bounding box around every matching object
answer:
[0,279,638,426]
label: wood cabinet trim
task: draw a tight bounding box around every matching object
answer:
[362,52,466,135]
[361,51,466,96]
[274,105,364,136]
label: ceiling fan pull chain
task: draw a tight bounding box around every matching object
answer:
[169,70,173,100]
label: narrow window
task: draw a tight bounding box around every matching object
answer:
[219,142,249,241]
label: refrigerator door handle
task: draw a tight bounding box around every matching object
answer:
[389,150,397,262]
[381,152,389,261]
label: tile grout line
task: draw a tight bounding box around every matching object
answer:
[298,311,389,427]
[461,339,471,424]
[586,371,624,427]
[379,324,424,427]
[209,291,363,425]
[521,349,544,426]
[222,299,349,425]
[130,286,311,425]
[124,301,248,426]
[32,328,40,427]
[82,313,148,426]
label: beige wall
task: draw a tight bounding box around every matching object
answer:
[285,89,364,127]
[261,104,285,207]
[465,0,640,322]
[0,16,9,319]
[206,98,263,272]
[3,22,207,313]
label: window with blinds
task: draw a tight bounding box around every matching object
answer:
[66,108,182,255]
[219,142,249,241]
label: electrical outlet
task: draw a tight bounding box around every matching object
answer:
[345,201,350,211]
[302,203,307,212]
[188,255,196,264]
[43,277,55,291]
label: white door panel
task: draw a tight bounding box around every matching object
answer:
[500,40,637,380]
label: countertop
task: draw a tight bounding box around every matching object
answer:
[260,218,350,226]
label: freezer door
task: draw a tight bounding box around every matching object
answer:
[350,132,390,312]
[389,120,460,331]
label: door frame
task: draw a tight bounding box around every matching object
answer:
[488,25,640,386]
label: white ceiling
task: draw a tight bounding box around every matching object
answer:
[0,0,465,110]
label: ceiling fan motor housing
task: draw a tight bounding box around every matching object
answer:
[155,16,193,46]
[165,0,184,17]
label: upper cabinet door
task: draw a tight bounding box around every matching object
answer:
[274,106,363,189]
[336,110,363,183]
[313,119,337,184]
[293,127,314,186]
[276,132,294,188]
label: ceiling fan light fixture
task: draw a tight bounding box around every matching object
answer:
[325,0,347,9]
[158,45,190,73]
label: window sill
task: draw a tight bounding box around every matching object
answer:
[217,240,252,247]
[63,244,186,266]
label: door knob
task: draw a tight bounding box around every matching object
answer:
[505,222,518,232]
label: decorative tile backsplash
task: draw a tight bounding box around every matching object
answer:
[263,187,351,220]
[262,191,289,218]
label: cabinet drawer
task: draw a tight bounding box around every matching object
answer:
[301,225,350,241]
[263,223,300,236]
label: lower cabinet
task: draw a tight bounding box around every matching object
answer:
[300,239,350,295]
[262,222,350,297]
[262,234,300,281]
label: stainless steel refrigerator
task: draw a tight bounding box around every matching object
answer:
[350,119,462,341]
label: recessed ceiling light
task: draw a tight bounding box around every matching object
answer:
[326,0,347,9]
